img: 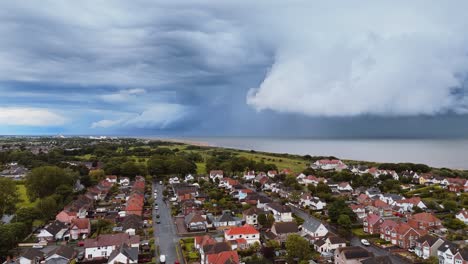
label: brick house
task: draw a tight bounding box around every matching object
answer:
[363,214,383,234]
[407,212,442,230]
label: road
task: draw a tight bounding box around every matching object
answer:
[153,181,182,264]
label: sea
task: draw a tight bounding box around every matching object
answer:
[165,137,468,170]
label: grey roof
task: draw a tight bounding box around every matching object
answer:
[108,244,138,262]
[122,214,143,230]
[314,239,326,247]
[267,203,291,213]
[416,234,442,246]
[46,245,75,260]
[438,241,459,252]
[366,188,381,195]
[45,221,68,236]
[217,212,236,222]
[272,222,298,234]
[327,236,346,244]
[21,249,43,260]
[203,242,231,254]
[338,247,373,260]
[301,217,324,232]
[361,256,393,264]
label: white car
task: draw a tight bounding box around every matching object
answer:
[408,248,415,253]
[361,239,370,246]
[159,255,166,264]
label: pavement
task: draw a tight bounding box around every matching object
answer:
[153,181,183,264]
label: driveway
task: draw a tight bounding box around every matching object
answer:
[153,181,183,264]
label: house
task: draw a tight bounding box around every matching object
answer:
[378,193,403,205]
[365,188,381,198]
[243,171,256,181]
[414,234,445,259]
[393,223,426,249]
[70,218,91,240]
[438,241,460,264]
[300,194,326,210]
[185,212,208,232]
[334,246,373,264]
[363,214,383,234]
[37,220,68,242]
[337,182,353,192]
[267,170,277,178]
[84,233,139,260]
[122,214,143,235]
[368,199,393,217]
[201,242,232,264]
[224,224,260,246]
[455,209,468,225]
[408,213,442,230]
[44,245,76,264]
[357,194,373,206]
[267,222,299,243]
[265,203,293,222]
[213,211,242,228]
[209,170,224,182]
[55,210,77,224]
[394,197,427,212]
[242,207,266,226]
[17,249,43,264]
[454,248,468,264]
[379,219,399,242]
[301,175,327,186]
[447,178,468,192]
[360,256,394,264]
[185,174,195,182]
[314,236,346,253]
[108,244,139,264]
[207,250,240,264]
[119,177,130,186]
[349,204,366,220]
[105,175,118,183]
[300,218,328,241]
[312,159,347,171]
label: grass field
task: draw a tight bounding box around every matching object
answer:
[235,151,308,173]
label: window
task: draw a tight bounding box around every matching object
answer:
[239,235,242,238]
[88,255,92,259]
[230,236,234,239]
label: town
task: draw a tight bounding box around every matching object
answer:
[0,137,467,264]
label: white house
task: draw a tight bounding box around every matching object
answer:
[209,170,224,182]
[455,209,468,225]
[300,218,328,241]
[18,249,43,264]
[337,182,353,192]
[44,245,75,264]
[437,241,459,264]
[36,221,68,242]
[105,175,117,183]
[119,177,130,186]
[84,233,139,260]
[312,159,347,170]
[184,174,195,182]
[169,177,180,184]
[394,197,427,212]
[242,207,265,226]
[224,224,260,246]
[244,171,256,181]
[314,236,346,253]
[265,203,293,222]
[108,244,139,264]
[267,170,277,178]
[300,195,327,210]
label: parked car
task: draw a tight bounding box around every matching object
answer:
[156,219,161,224]
[361,239,370,246]
[408,248,415,253]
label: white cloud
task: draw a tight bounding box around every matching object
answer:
[91,103,188,129]
[0,107,67,126]
[99,88,146,103]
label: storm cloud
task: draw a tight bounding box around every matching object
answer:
[1,1,468,136]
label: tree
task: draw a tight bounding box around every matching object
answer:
[443,218,466,230]
[120,161,141,178]
[147,156,168,176]
[337,214,352,230]
[89,169,106,181]
[36,196,58,221]
[328,199,356,223]
[442,200,458,212]
[0,178,19,215]
[285,234,312,262]
[25,166,75,200]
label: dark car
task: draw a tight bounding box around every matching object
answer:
[156,219,161,224]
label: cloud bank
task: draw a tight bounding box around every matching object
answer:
[0,107,66,126]
[2,1,468,136]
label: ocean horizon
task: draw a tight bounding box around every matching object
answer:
[160,136,468,170]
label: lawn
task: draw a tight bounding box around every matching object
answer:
[235,151,308,173]
[352,228,379,238]
[196,162,206,174]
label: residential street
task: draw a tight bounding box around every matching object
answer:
[153,181,183,264]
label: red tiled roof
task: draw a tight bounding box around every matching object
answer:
[410,213,440,223]
[225,224,259,236]
[71,218,90,229]
[207,251,239,264]
[366,214,381,225]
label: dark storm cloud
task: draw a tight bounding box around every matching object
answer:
[1,1,468,137]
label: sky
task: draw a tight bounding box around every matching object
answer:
[1,1,468,137]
